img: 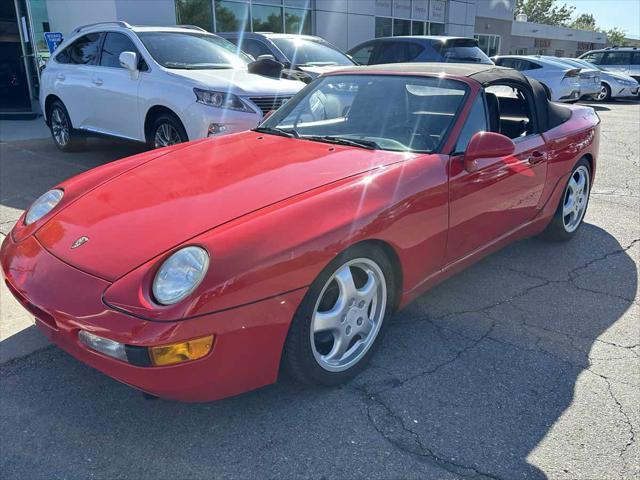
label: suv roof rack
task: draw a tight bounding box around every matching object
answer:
[71,21,132,35]
[174,24,208,32]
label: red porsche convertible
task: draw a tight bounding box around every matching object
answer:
[1,64,599,402]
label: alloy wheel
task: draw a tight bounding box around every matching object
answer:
[154,123,182,148]
[595,84,608,101]
[310,258,387,372]
[51,107,70,147]
[562,165,590,233]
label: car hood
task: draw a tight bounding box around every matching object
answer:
[168,68,305,96]
[604,71,638,83]
[36,132,407,281]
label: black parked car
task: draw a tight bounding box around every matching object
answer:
[219,32,355,81]
[347,36,493,66]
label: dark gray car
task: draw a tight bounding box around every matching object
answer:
[346,36,493,66]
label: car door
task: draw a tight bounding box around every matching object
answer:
[90,32,143,140]
[601,51,632,75]
[52,33,102,130]
[446,86,548,262]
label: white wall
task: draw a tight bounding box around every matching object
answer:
[115,0,176,26]
[46,0,117,36]
[476,0,514,21]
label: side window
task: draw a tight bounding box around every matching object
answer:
[632,52,640,66]
[495,58,516,69]
[602,52,631,66]
[523,60,542,70]
[374,42,422,64]
[485,84,535,139]
[242,39,273,59]
[350,43,375,65]
[64,33,102,65]
[455,94,487,153]
[581,52,604,64]
[100,33,138,68]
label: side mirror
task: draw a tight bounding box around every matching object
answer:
[463,131,516,172]
[119,51,139,78]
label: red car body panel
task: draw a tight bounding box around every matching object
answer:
[1,71,600,402]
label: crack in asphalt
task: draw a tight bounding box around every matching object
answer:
[347,237,639,478]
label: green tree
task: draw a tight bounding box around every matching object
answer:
[606,27,627,46]
[570,13,597,31]
[515,0,575,27]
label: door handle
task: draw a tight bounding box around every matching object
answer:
[528,150,545,165]
[93,78,103,86]
[56,74,65,81]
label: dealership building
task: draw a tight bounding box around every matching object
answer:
[2,0,608,116]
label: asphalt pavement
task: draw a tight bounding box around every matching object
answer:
[0,101,638,479]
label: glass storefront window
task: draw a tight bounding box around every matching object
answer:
[285,7,311,34]
[215,1,250,32]
[411,20,425,35]
[375,17,392,38]
[175,0,213,31]
[428,22,445,35]
[393,18,411,36]
[474,34,500,56]
[252,4,283,33]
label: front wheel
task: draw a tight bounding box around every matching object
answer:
[48,100,86,152]
[595,83,611,102]
[283,245,395,385]
[149,113,188,149]
[542,159,591,241]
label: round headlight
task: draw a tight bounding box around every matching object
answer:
[152,246,210,305]
[25,189,64,225]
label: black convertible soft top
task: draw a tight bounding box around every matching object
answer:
[333,63,572,132]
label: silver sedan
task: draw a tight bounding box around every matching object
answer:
[559,57,639,101]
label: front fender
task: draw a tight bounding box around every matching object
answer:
[103,154,449,321]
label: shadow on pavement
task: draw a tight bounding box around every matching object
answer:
[0,137,147,211]
[0,223,635,479]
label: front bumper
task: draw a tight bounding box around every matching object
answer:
[612,85,640,98]
[182,102,263,141]
[1,233,305,402]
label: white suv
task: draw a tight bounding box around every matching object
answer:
[40,22,305,151]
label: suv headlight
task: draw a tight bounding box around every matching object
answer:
[25,189,64,225]
[152,246,209,305]
[193,88,254,113]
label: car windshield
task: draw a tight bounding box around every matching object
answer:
[433,39,493,64]
[259,74,468,153]
[271,37,354,67]
[137,32,249,69]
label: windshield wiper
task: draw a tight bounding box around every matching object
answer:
[301,135,380,150]
[164,62,232,70]
[253,126,300,138]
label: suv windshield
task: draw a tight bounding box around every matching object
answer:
[271,38,354,67]
[138,32,249,69]
[433,39,492,64]
[260,74,467,153]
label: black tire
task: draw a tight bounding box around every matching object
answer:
[542,158,592,241]
[282,244,397,386]
[48,100,86,152]
[148,113,188,149]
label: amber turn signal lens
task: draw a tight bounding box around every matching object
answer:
[148,335,214,366]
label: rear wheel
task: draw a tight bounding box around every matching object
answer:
[149,113,188,149]
[542,158,591,241]
[283,245,395,385]
[595,83,611,102]
[48,100,86,152]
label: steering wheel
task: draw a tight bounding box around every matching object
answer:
[384,124,439,152]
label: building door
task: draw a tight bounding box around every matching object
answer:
[0,0,31,112]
